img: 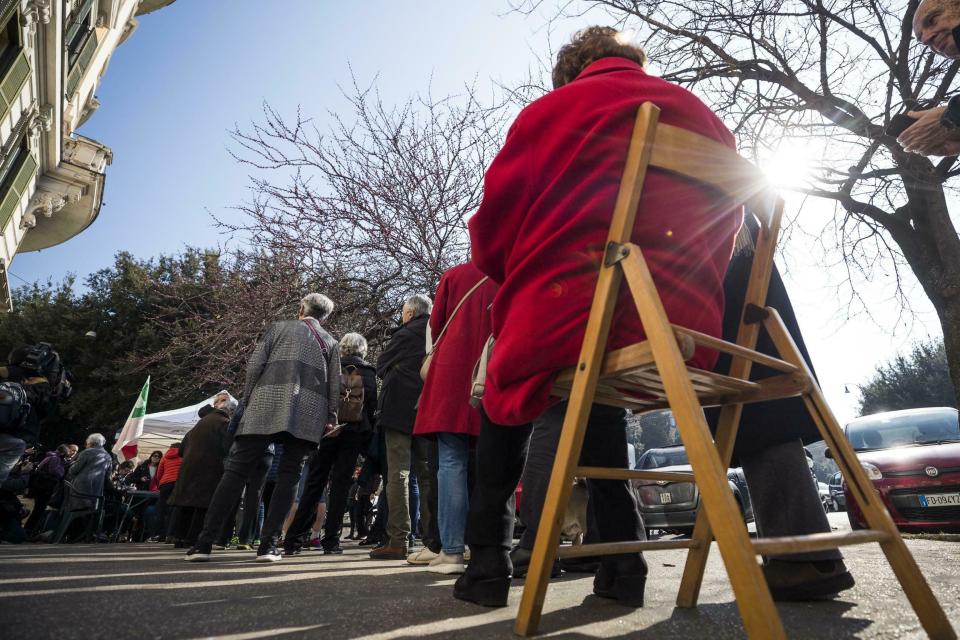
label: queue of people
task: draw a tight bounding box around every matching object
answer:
[2,20,902,614]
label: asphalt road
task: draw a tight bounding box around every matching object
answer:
[0,513,958,639]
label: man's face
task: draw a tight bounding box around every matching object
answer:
[401,306,414,324]
[915,0,960,58]
[67,445,78,458]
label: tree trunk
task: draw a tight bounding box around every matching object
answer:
[889,180,960,409]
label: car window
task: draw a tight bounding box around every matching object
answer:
[639,448,689,469]
[846,409,960,451]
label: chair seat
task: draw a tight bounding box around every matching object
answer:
[551,327,810,411]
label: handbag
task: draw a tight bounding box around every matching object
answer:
[469,335,494,408]
[420,276,489,380]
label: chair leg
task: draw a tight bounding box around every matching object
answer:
[676,403,744,608]
[514,391,595,636]
[52,512,73,544]
[762,311,956,640]
[807,393,955,639]
[620,250,785,639]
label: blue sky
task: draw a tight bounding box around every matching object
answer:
[10,0,944,421]
[13,0,557,285]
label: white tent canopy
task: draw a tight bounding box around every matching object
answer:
[131,393,230,455]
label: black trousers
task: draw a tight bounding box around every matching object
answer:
[467,403,643,552]
[154,481,176,538]
[198,432,313,547]
[174,506,207,545]
[287,429,366,548]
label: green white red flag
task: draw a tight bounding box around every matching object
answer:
[113,377,150,462]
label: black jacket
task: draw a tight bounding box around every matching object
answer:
[340,355,378,433]
[169,409,232,508]
[707,221,820,463]
[376,314,428,434]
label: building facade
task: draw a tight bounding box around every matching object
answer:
[0,0,176,309]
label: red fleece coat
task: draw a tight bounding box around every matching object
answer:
[152,446,182,489]
[469,58,743,426]
[414,262,498,437]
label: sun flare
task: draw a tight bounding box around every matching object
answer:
[761,140,814,189]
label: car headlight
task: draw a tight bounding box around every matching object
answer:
[861,462,883,480]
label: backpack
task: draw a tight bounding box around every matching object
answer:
[11,343,72,400]
[339,365,365,423]
[0,382,29,432]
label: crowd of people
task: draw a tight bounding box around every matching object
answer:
[5,10,959,609]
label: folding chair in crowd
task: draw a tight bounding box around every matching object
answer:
[514,102,956,639]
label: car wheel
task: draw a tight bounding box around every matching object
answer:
[847,509,864,531]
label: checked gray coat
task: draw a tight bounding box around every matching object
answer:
[237,318,341,444]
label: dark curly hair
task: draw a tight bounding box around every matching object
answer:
[552,26,648,89]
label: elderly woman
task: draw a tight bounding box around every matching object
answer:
[169,393,237,547]
[285,332,378,555]
[458,26,742,607]
[186,293,340,562]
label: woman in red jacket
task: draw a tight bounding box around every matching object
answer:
[457,27,742,607]
[413,262,497,574]
[149,442,182,541]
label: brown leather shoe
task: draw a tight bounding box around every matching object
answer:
[763,559,855,601]
[369,544,408,560]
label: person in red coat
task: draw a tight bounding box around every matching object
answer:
[149,443,182,541]
[413,262,497,573]
[456,27,742,608]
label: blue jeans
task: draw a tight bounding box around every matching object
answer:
[437,433,470,554]
[0,433,26,485]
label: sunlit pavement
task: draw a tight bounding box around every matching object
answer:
[1,512,957,639]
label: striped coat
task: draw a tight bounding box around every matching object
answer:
[237,318,341,444]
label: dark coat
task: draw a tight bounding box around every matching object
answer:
[340,355,378,433]
[707,222,820,463]
[169,409,232,508]
[414,263,498,437]
[130,460,158,491]
[469,57,741,425]
[376,314,428,434]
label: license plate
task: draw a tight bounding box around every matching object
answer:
[918,493,960,507]
[659,493,672,504]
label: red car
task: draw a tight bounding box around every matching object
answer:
[842,407,960,533]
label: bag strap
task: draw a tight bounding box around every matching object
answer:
[429,276,489,354]
[302,319,330,363]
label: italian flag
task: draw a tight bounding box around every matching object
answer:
[113,377,150,462]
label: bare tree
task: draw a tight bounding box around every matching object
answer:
[219,78,507,339]
[513,0,960,405]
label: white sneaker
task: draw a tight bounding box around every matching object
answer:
[255,550,282,562]
[427,551,465,574]
[406,547,440,565]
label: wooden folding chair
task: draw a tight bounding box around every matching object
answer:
[514,102,956,639]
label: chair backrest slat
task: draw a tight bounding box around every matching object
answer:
[647,122,780,231]
[636,107,786,364]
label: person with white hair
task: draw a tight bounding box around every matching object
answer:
[63,432,113,510]
[285,332,378,555]
[186,293,341,562]
[169,392,237,547]
[369,294,432,560]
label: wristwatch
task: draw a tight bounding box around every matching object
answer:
[940,95,960,131]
